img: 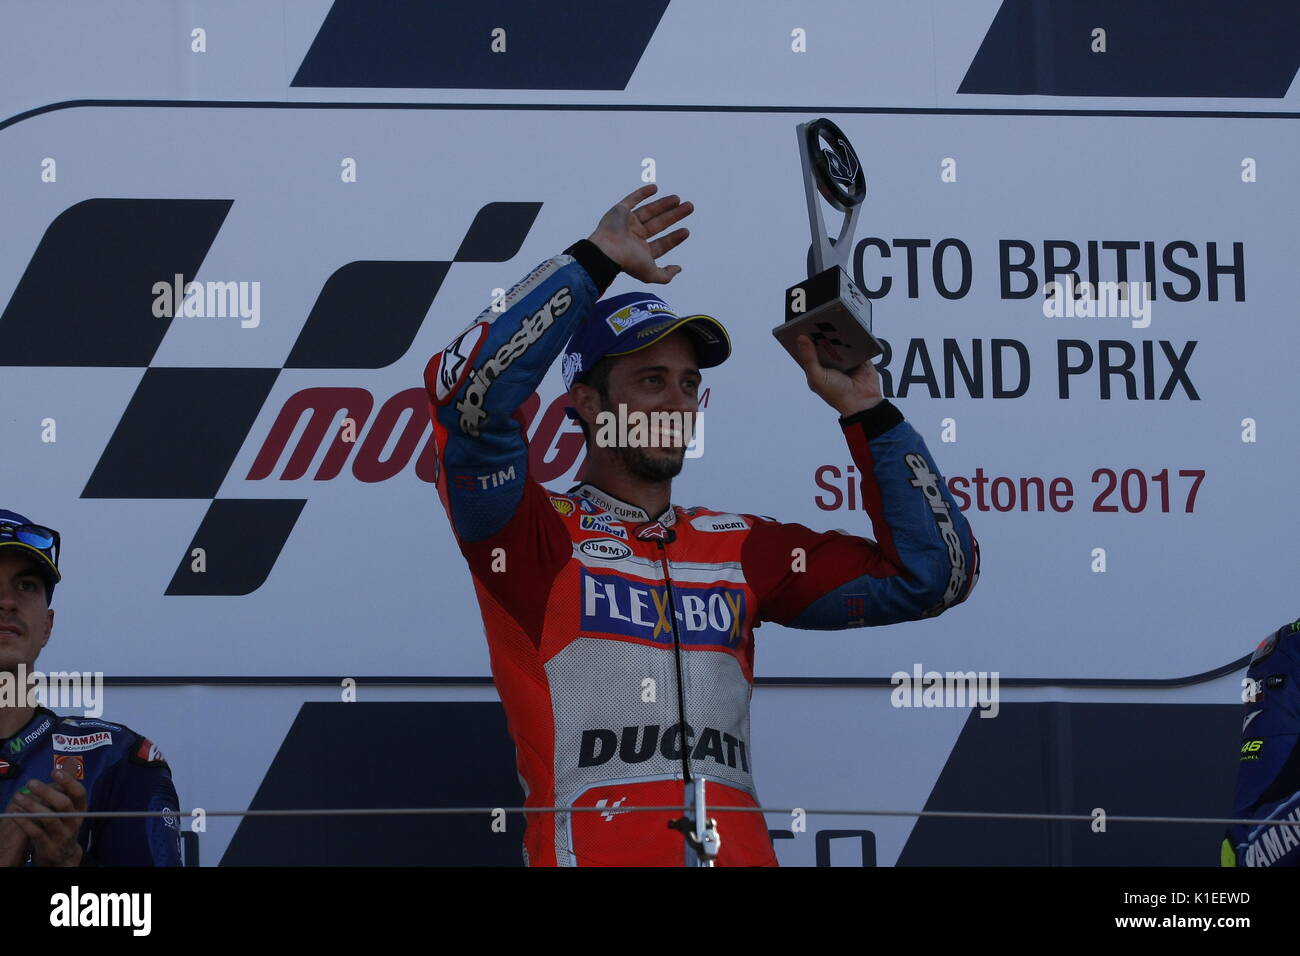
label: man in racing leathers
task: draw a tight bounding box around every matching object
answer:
[1223,617,1300,867]
[424,185,979,866]
[0,510,182,866]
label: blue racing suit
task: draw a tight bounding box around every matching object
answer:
[1224,617,1300,867]
[0,709,182,866]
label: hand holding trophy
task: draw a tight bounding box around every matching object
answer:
[772,118,882,371]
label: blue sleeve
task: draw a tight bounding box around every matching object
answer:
[84,739,183,867]
[425,242,614,543]
[745,402,978,629]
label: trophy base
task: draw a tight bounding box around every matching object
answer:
[773,266,882,371]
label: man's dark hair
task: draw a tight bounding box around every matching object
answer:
[574,355,616,446]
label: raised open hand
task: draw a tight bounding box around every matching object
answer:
[588,184,694,284]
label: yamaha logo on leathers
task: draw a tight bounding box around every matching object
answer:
[51,732,113,753]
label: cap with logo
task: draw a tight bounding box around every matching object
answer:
[561,292,731,401]
[0,510,61,603]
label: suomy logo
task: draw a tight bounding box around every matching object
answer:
[578,538,633,562]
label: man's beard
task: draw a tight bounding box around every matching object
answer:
[615,444,685,483]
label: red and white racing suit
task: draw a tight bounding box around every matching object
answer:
[424,239,979,866]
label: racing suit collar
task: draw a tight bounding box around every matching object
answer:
[1,706,57,766]
[569,483,677,528]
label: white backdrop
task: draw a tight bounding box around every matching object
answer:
[3,106,1292,679]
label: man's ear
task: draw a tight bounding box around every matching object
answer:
[41,608,54,651]
[570,383,605,430]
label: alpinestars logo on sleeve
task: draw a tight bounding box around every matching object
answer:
[455,287,573,436]
[905,452,967,615]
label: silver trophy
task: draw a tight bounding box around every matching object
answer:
[772,118,881,370]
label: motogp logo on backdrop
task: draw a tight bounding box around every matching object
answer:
[0,194,552,595]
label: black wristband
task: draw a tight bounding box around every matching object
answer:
[839,400,903,440]
[564,239,620,293]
